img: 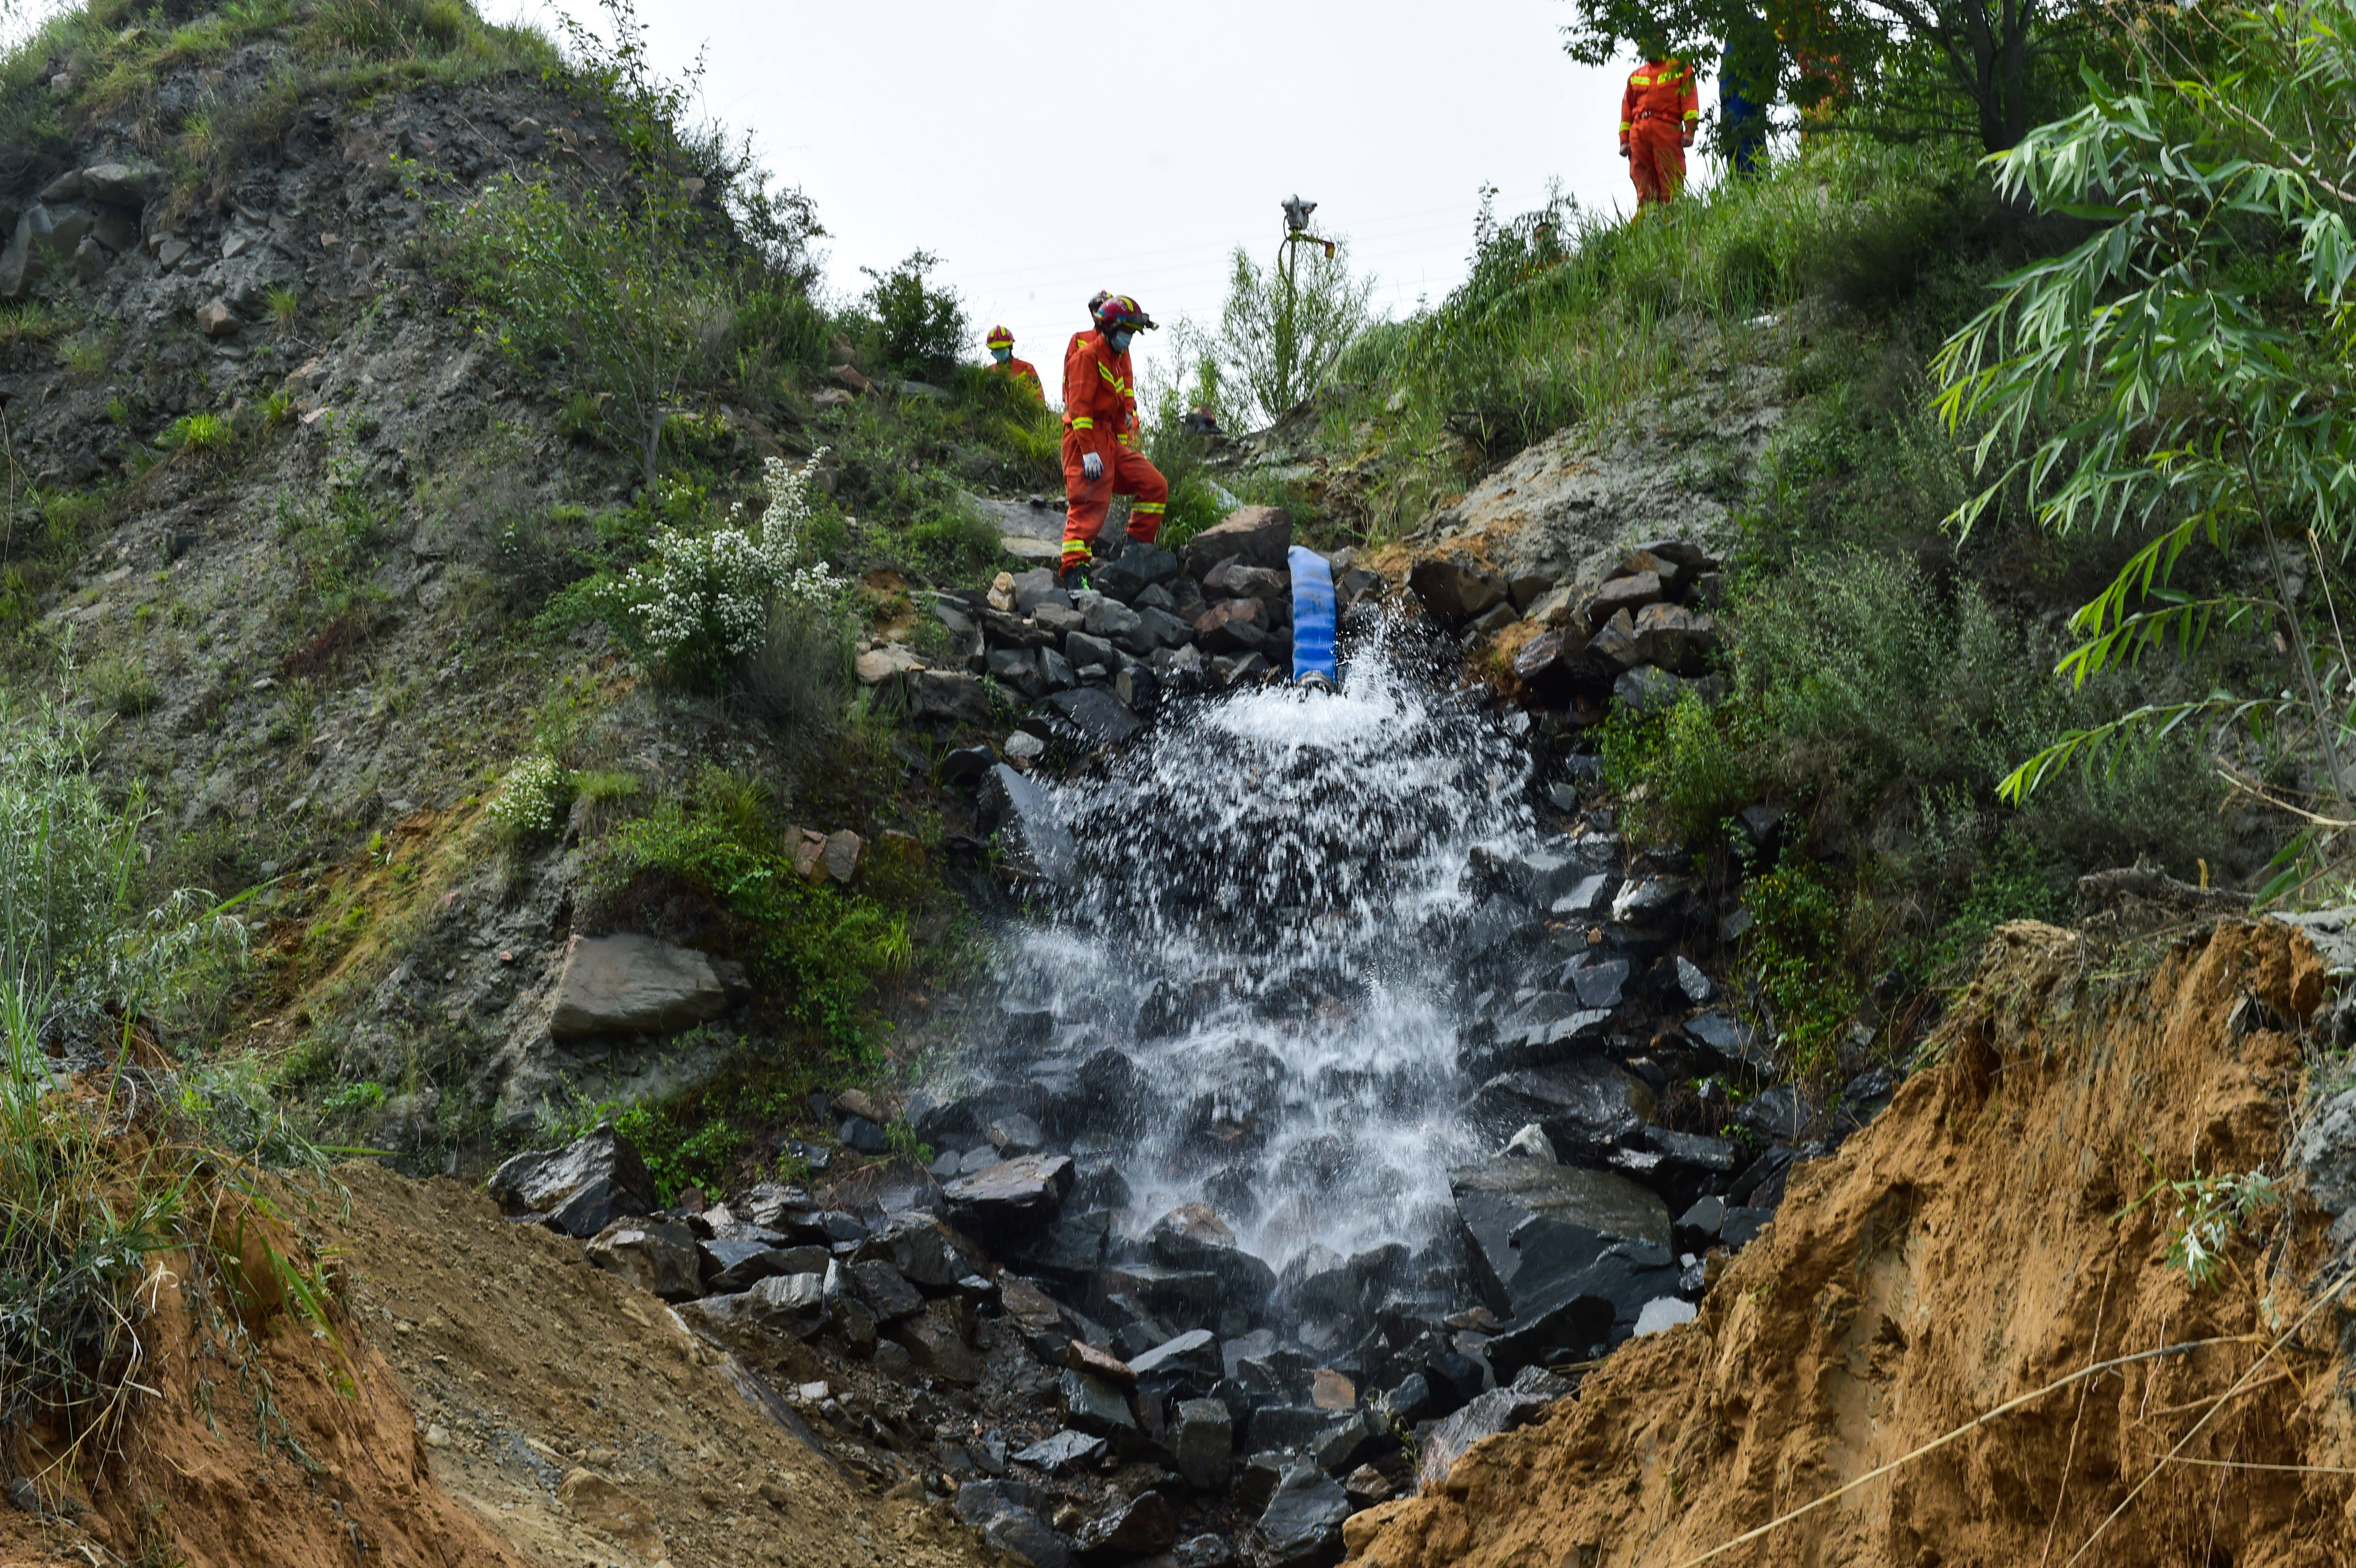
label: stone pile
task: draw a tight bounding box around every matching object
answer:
[869,505,1384,751]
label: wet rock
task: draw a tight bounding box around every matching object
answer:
[1468,1058,1656,1154]
[1734,1084,1810,1141]
[1172,1397,1234,1490]
[1014,1429,1110,1475]
[1610,877,1691,926]
[943,1152,1075,1239]
[1251,1463,1352,1568]
[847,1258,926,1322]
[1149,1205,1278,1310]
[1042,686,1142,746]
[487,1124,656,1239]
[1076,1490,1178,1560]
[1551,872,1617,917]
[852,1215,993,1296]
[1663,955,1715,1004]
[1194,596,1273,653]
[1005,1205,1113,1279]
[1565,955,1629,1009]
[1129,1328,1220,1382]
[1342,1463,1395,1508]
[1067,1337,1138,1386]
[584,1220,700,1301]
[1182,505,1293,577]
[698,1236,796,1294]
[1407,553,1508,623]
[838,1114,889,1154]
[1674,1195,1726,1250]
[1503,1123,1556,1162]
[690,1271,827,1339]
[895,1299,984,1384]
[988,1509,1075,1568]
[1685,1009,1773,1073]
[1095,544,1181,601]
[1451,1158,1672,1318]
[1646,1126,1738,1175]
[1374,1373,1436,1425]
[1416,1367,1571,1489]
[1720,1206,1775,1249]
[549,934,727,1038]
[1061,1369,1141,1438]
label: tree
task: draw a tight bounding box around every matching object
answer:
[1211,234,1376,430]
[1932,1,2356,819]
[1558,0,2094,152]
[857,251,967,380]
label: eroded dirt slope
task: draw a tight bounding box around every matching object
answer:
[1353,920,2356,1568]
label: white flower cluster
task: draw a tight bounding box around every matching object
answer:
[488,753,568,838]
[622,450,848,664]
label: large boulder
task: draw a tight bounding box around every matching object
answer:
[852,1215,994,1296]
[1449,1157,1670,1319]
[1148,1205,1277,1311]
[943,1153,1076,1239]
[1407,554,1508,623]
[1075,1490,1178,1560]
[549,934,727,1038]
[80,160,166,207]
[1631,600,1722,675]
[1041,686,1142,747]
[1467,1058,1656,1154]
[1250,1463,1353,1568]
[585,1220,701,1301]
[1171,1397,1233,1490]
[486,1124,657,1238]
[895,667,994,725]
[1182,505,1293,577]
[1094,544,1181,602]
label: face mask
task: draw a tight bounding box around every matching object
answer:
[1109,330,1133,353]
[992,348,1011,363]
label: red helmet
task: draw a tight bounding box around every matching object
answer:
[986,325,1014,350]
[1090,292,1156,332]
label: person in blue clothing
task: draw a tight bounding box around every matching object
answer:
[1717,13,1777,175]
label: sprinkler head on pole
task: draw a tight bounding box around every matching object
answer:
[1282,194,1317,235]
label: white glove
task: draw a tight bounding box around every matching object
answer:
[1081,451,1103,482]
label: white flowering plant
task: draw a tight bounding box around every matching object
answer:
[603,450,851,690]
[487,754,572,843]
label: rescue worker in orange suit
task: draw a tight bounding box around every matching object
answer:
[1058,293,1167,591]
[1619,42,1700,207]
[985,325,1042,399]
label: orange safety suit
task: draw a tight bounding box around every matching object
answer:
[993,355,1044,399]
[1620,58,1700,207]
[1060,328,1167,570]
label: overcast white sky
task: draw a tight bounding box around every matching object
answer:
[501,0,1726,396]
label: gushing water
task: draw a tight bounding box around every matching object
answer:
[987,625,1544,1286]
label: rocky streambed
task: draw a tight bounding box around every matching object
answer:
[481,528,1901,1567]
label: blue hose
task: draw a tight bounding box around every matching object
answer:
[1288,545,1337,684]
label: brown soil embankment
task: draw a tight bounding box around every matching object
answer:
[1353,920,2356,1568]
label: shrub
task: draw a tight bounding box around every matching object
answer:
[162,412,234,453]
[1739,852,1864,1072]
[857,250,966,379]
[486,753,571,843]
[601,451,850,691]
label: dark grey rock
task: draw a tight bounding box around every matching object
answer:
[1551,872,1616,917]
[1720,1206,1775,1249]
[1041,686,1142,746]
[1408,554,1508,623]
[1013,1428,1109,1475]
[486,1124,656,1239]
[839,1114,890,1154]
[1148,1206,1277,1310]
[1095,544,1181,601]
[1083,597,1143,641]
[943,1153,1075,1238]
[1375,1372,1436,1424]
[1067,630,1117,670]
[1645,1125,1739,1175]
[698,1235,796,1294]
[1417,1367,1572,1489]
[1130,605,1194,652]
[1129,1328,1220,1381]
[1075,1489,1178,1559]
[1468,1058,1656,1155]
[1450,1157,1671,1318]
[1061,1368,1141,1437]
[1250,1463,1352,1568]
[986,1508,1074,1568]
[852,1215,993,1295]
[1181,507,1292,577]
[1566,956,1630,1010]
[1685,1010,1774,1073]
[1013,568,1068,615]
[1172,1397,1233,1490]
[848,1258,926,1322]
[1674,1196,1726,1250]
[955,1478,1045,1526]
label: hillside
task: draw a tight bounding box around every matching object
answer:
[6,3,2356,1568]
